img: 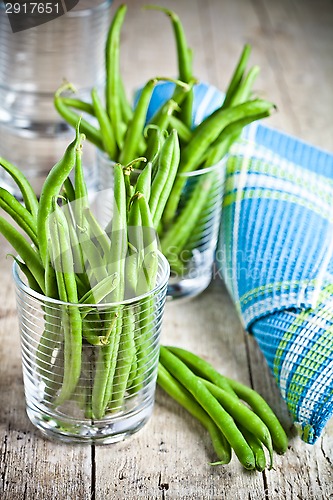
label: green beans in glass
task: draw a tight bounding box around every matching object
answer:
[14,254,169,444]
[160,159,226,299]
[0,123,170,444]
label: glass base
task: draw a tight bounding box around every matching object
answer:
[26,399,154,445]
[167,270,212,301]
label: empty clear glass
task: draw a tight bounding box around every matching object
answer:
[0,1,113,195]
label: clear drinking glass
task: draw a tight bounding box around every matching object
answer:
[0,0,113,195]
[13,253,169,444]
[95,151,226,300]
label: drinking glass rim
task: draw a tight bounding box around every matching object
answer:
[12,250,170,308]
[97,148,228,178]
[177,155,228,178]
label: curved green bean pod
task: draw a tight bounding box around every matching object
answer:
[143,100,179,165]
[79,272,119,305]
[222,44,251,109]
[126,196,142,296]
[229,65,260,107]
[59,97,95,116]
[107,164,127,294]
[80,283,120,346]
[238,424,267,472]
[63,207,87,277]
[160,171,213,261]
[120,78,158,165]
[0,187,38,247]
[223,377,289,455]
[149,130,179,222]
[44,251,58,299]
[145,6,192,82]
[123,166,133,211]
[201,378,273,467]
[35,273,61,394]
[0,157,38,218]
[202,109,272,168]
[48,201,82,405]
[158,362,231,464]
[202,134,237,170]
[9,255,42,294]
[92,164,127,416]
[120,78,188,166]
[147,80,193,132]
[54,94,103,150]
[74,135,88,229]
[138,194,158,257]
[91,87,117,159]
[163,99,275,224]
[126,350,138,390]
[105,4,127,149]
[74,134,87,201]
[38,123,84,267]
[169,115,192,143]
[166,346,236,395]
[136,250,159,297]
[83,207,111,259]
[151,130,180,229]
[135,161,152,202]
[129,195,159,392]
[146,5,194,127]
[90,306,122,417]
[143,126,166,171]
[182,98,275,171]
[170,347,287,455]
[77,230,108,286]
[109,305,136,411]
[0,216,45,293]
[159,347,255,470]
[148,99,180,136]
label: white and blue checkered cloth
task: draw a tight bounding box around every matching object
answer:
[219,125,333,444]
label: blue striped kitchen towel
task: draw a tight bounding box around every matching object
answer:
[218,125,333,444]
[144,81,333,444]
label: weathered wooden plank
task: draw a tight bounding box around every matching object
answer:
[0,240,92,500]
[204,0,333,151]
[203,0,299,135]
[251,0,333,150]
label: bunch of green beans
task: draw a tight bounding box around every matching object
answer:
[54,4,276,276]
[0,121,179,419]
[159,346,289,471]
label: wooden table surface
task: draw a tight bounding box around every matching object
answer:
[1,0,333,498]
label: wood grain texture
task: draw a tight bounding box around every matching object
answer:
[0,240,92,500]
[0,0,332,498]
